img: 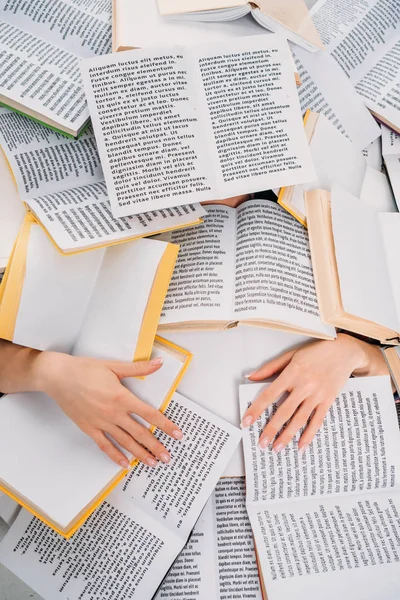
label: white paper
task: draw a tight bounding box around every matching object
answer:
[360,166,397,213]
[0,146,25,272]
[382,125,400,209]
[0,496,20,527]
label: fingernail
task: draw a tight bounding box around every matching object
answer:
[172,429,183,440]
[259,436,270,449]
[298,444,308,455]
[241,416,254,427]
[146,457,158,467]
[273,443,284,453]
[150,357,164,366]
[244,373,254,380]
[119,459,130,469]
[160,452,170,464]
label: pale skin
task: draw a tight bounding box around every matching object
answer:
[241,333,392,453]
[0,339,183,469]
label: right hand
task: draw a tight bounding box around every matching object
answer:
[32,352,183,469]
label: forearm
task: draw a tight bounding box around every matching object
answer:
[0,339,43,394]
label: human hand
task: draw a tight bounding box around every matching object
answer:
[32,352,183,469]
[241,334,389,454]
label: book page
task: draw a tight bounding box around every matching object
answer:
[379,213,400,323]
[81,47,215,218]
[362,134,382,171]
[189,35,316,197]
[248,491,400,600]
[0,499,183,600]
[233,200,334,338]
[240,376,400,505]
[360,166,397,213]
[27,182,205,252]
[0,0,112,57]
[156,477,263,600]
[73,238,169,360]
[159,206,236,325]
[291,44,381,150]
[310,0,400,127]
[0,495,20,527]
[120,392,242,537]
[331,184,400,332]
[13,223,104,353]
[0,20,89,132]
[0,109,103,198]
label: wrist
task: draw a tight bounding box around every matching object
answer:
[336,333,370,373]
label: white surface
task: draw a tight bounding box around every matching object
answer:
[360,166,397,213]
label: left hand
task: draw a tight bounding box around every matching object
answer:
[241,334,389,454]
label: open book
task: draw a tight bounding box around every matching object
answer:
[158,0,323,52]
[155,477,264,599]
[0,108,205,254]
[0,392,241,599]
[0,214,178,355]
[278,111,392,225]
[310,0,400,134]
[306,185,400,344]
[0,0,111,136]
[240,376,400,600]
[0,142,25,272]
[382,124,400,210]
[0,337,191,538]
[81,35,315,218]
[158,200,335,340]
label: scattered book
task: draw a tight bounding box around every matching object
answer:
[0,337,192,537]
[81,35,316,218]
[0,214,178,355]
[157,0,324,52]
[383,346,400,397]
[0,1,111,136]
[306,184,400,344]
[310,0,400,134]
[240,375,400,600]
[0,108,205,254]
[112,0,301,85]
[382,124,400,210]
[155,477,264,599]
[158,199,335,340]
[0,392,241,598]
[278,110,368,225]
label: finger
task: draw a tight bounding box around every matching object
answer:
[272,401,315,451]
[131,401,183,440]
[258,391,305,448]
[241,372,292,427]
[108,357,164,380]
[110,425,161,468]
[120,416,172,464]
[91,430,131,469]
[245,350,296,381]
[298,405,328,452]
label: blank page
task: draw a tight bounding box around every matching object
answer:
[0,344,186,529]
[73,238,168,360]
[13,225,104,353]
[379,213,400,325]
[331,184,399,332]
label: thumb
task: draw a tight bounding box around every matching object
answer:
[245,350,296,381]
[108,357,164,380]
